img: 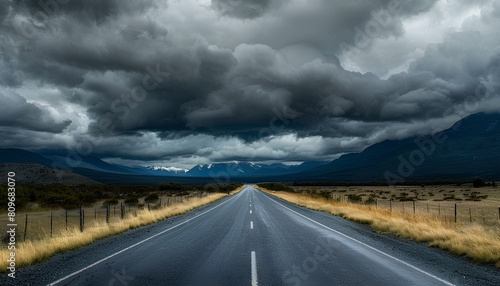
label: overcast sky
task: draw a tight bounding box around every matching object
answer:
[1,0,499,168]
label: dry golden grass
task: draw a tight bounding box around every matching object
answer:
[294,185,500,226]
[0,186,245,271]
[255,185,500,268]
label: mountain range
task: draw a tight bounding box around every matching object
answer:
[183,161,328,177]
[0,148,328,183]
[1,112,499,184]
[288,112,500,183]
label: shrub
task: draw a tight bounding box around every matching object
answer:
[473,178,486,188]
[257,183,295,193]
[103,198,119,206]
[159,182,184,191]
[365,197,376,204]
[319,191,332,199]
[347,194,362,203]
[124,197,139,206]
[145,193,159,203]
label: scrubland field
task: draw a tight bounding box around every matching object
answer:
[293,185,500,226]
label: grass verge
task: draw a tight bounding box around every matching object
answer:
[255,185,500,268]
[1,185,245,271]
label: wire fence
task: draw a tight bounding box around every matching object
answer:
[1,192,209,242]
[333,194,500,227]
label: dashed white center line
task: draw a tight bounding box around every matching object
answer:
[250,221,254,229]
[251,251,258,286]
[250,210,252,214]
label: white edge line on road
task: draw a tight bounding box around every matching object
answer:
[250,221,254,229]
[47,191,243,286]
[259,190,455,286]
[251,251,258,286]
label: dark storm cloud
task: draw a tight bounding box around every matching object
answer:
[2,0,447,140]
[212,0,272,19]
[1,0,499,163]
[0,90,71,133]
[14,0,158,24]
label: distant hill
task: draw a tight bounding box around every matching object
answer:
[292,112,500,183]
[0,149,55,168]
[0,163,101,185]
[36,150,142,174]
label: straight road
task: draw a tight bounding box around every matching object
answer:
[5,185,500,285]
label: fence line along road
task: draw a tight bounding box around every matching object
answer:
[1,192,209,242]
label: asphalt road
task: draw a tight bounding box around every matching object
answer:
[4,185,500,285]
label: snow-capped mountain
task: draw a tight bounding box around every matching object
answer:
[185,161,328,177]
[144,165,189,176]
[146,166,189,173]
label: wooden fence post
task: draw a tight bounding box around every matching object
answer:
[50,212,53,237]
[80,206,83,232]
[390,199,392,212]
[106,205,109,224]
[413,201,416,214]
[65,210,68,231]
[24,214,28,241]
[121,202,124,219]
[454,204,457,223]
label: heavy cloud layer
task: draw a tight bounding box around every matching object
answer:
[0,0,499,166]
